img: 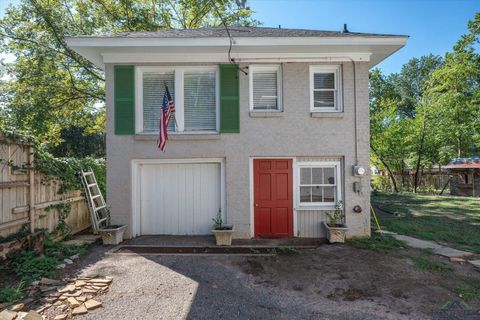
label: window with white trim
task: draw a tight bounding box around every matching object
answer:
[310,65,342,112]
[249,65,282,111]
[136,66,218,133]
[297,161,342,207]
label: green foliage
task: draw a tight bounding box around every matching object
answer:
[370,13,480,189]
[371,175,395,192]
[212,209,223,228]
[372,192,480,253]
[34,150,106,195]
[409,254,453,273]
[50,126,105,158]
[0,283,24,304]
[278,247,301,254]
[46,202,72,237]
[326,201,345,226]
[0,0,258,146]
[44,235,88,259]
[347,233,408,252]
[0,224,29,244]
[453,282,480,302]
[11,251,59,283]
[266,248,278,255]
[10,235,88,283]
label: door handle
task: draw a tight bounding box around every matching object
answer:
[255,203,259,207]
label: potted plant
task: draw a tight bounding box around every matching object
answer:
[323,201,348,243]
[98,225,127,245]
[212,209,234,246]
[97,209,127,245]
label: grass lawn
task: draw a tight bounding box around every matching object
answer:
[372,191,480,254]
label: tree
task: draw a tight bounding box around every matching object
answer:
[369,68,411,192]
[0,0,258,147]
[424,12,480,163]
[390,54,443,118]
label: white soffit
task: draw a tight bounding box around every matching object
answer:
[66,36,408,69]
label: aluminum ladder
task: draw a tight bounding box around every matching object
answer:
[79,169,109,232]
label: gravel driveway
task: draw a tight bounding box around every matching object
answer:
[57,242,480,320]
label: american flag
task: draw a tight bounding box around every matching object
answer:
[158,85,175,151]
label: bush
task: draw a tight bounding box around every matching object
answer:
[371,175,394,192]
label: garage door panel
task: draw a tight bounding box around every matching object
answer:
[140,162,221,235]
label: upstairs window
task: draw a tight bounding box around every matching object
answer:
[136,66,218,134]
[249,65,282,111]
[310,65,342,112]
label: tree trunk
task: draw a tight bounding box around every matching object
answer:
[371,145,399,193]
[414,118,426,193]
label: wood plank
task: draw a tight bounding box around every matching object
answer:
[0,180,29,188]
[0,217,29,231]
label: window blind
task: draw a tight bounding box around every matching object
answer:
[143,72,175,133]
[313,72,336,109]
[252,71,278,110]
[184,71,216,131]
[314,73,335,89]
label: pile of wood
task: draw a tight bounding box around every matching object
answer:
[0,275,111,319]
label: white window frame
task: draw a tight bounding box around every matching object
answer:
[296,161,342,208]
[309,65,342,113]
[135,66,219,134]
[249,64,283,112]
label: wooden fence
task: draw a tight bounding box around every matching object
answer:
[0,135,90,238]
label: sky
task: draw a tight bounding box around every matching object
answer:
[249,0,479,74]
[0,0,479,74]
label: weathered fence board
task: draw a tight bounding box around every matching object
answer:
[0,135,90,238]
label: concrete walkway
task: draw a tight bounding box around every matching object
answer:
[392,234,474,258]
[378,230,480,269]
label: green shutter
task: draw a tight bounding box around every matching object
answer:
[114,65,135,135]
[219,64,240,133]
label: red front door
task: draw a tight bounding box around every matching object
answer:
[254,159,293,238]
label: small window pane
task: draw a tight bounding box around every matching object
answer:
[312,168,323,184]
[324,187,335,202]
[253,71,278,110]
[312,186,322,202]
[314,72,335,89]
[300,186,311,202]
[313,91,335,108]
[324,168,335,184]
[184,71,216,131]
[143,72,175,132]
[300,168,311,185]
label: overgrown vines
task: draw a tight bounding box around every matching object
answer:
[1,125,105,237]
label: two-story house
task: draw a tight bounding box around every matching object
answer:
[67,26,407,239]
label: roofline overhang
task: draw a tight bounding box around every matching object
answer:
[66,35,408,70]
[66,35,408,47]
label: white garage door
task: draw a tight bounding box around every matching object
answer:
[139,162,221,235]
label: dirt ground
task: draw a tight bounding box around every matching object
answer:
[43,242,480,320]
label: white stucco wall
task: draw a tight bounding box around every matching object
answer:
[105,62,371,239]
